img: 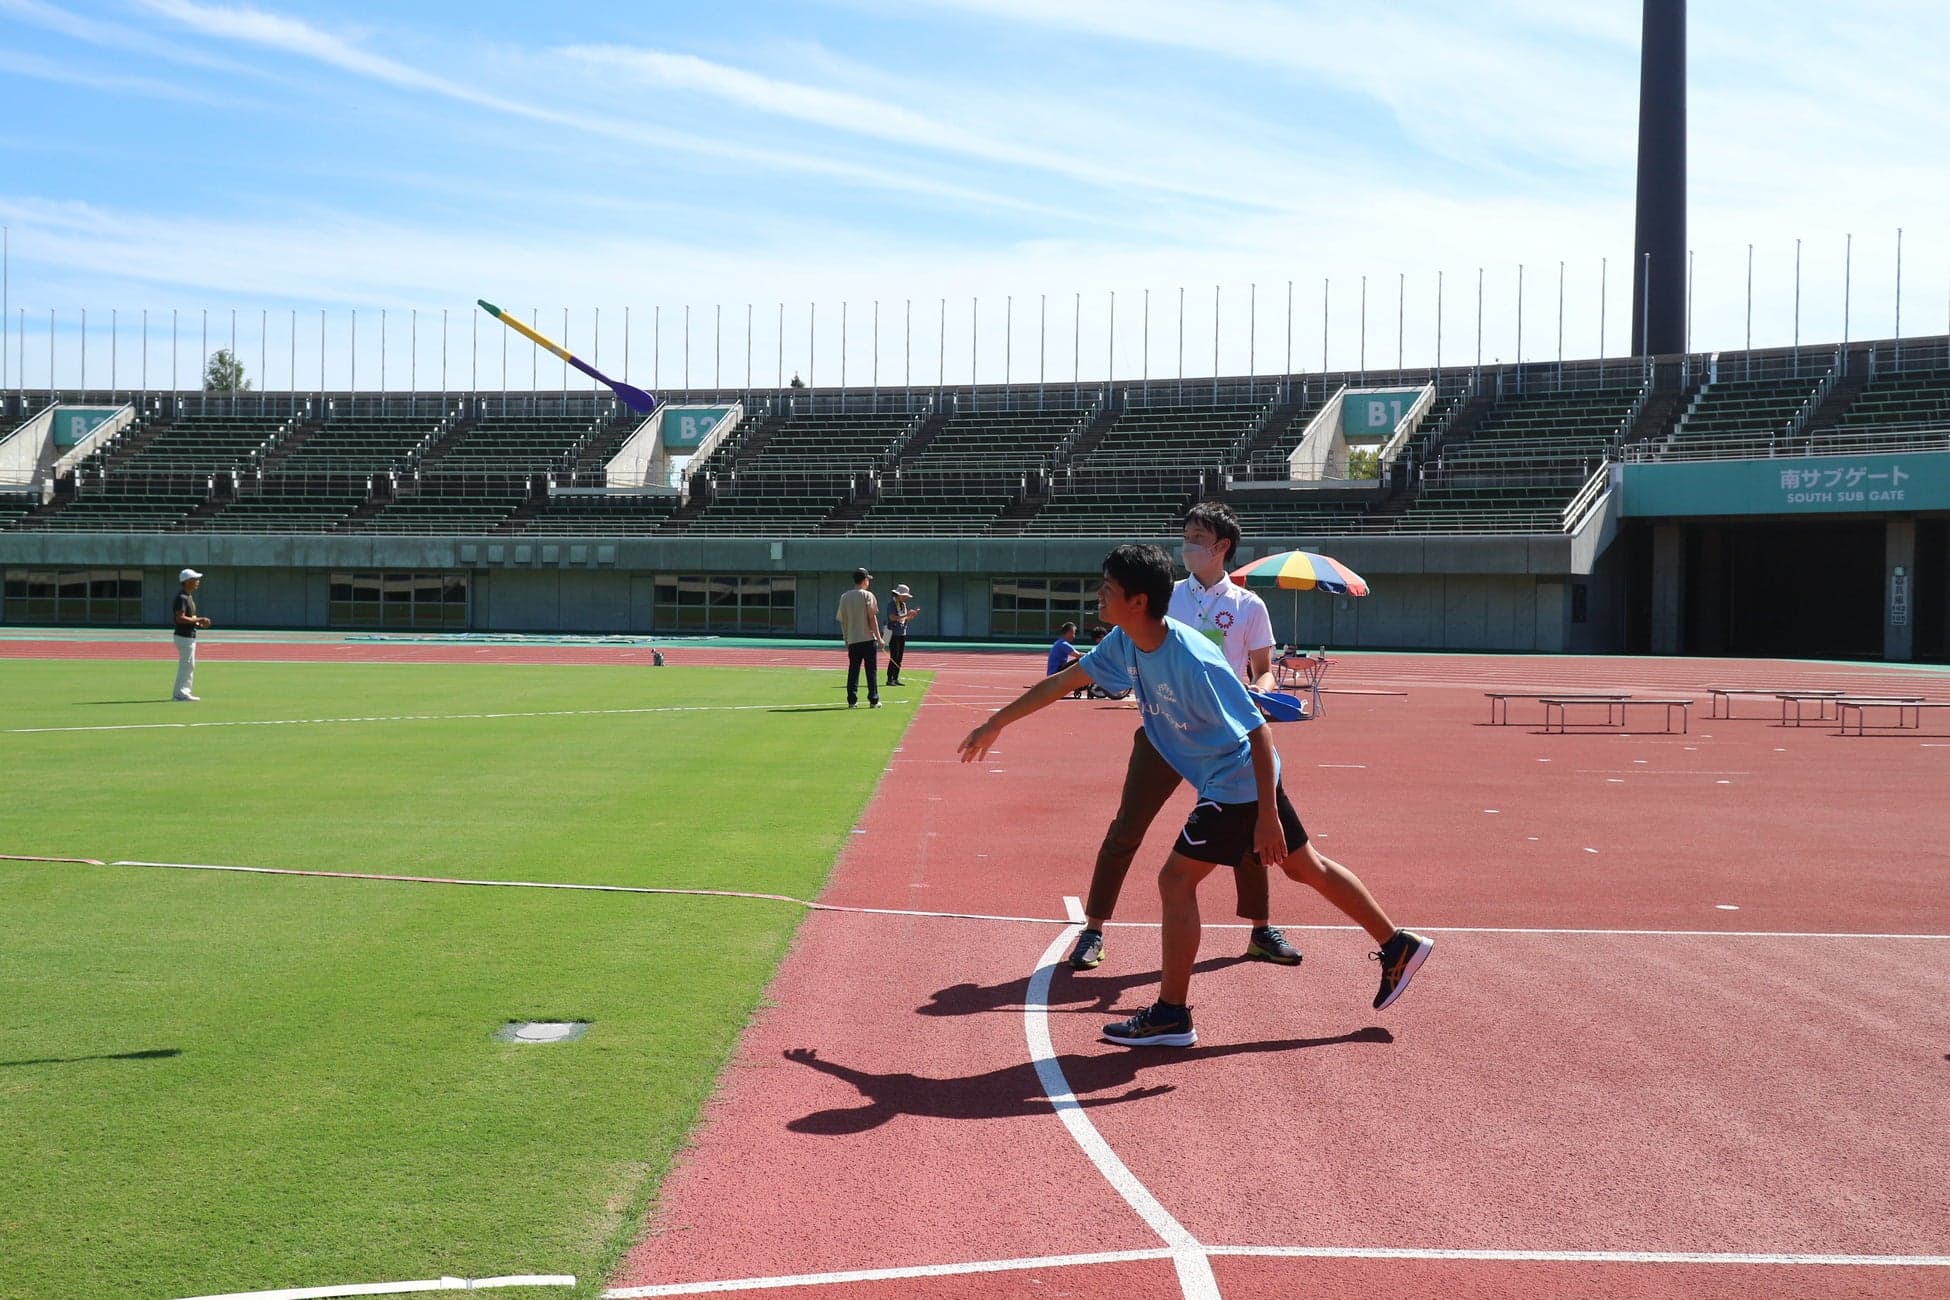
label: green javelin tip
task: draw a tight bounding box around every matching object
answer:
[477,299,502,317]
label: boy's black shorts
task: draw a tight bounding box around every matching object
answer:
[1174,784,1309,866]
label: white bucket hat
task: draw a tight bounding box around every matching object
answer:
[893,584,912,598]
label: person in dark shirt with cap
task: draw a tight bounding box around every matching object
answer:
[171,568,211,701]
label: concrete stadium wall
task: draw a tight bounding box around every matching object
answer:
[0,529,1599,651]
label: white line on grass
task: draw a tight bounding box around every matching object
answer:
[4,701,908,735]
[179,1273,575,1299]
[1022,926,1219,1299]
[7,857,1949,941]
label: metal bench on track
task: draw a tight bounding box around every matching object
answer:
[1485,691,1630,726]
[1541,696,1692,734]
[1704,686,1842,720]
[1834,697,1942,735]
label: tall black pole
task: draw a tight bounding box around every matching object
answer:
[1631,0,1685,357]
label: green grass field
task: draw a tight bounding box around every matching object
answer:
[0,658,919,1299]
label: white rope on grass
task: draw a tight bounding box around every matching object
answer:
[176,1273,574,1299]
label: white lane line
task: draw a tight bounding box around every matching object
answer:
[603,1249,1175,1296]
[181,1274,575,1299]
[600,1240,1950,1296]
[1207,1245,1950,1267]
[1023,926,1218,1300]
[4,701,906,736]
[11,857,1948,941]
[1063,895,1086,924]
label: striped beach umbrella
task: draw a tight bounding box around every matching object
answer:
[1229,549,1370,597]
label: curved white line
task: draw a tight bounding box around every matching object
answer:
[1022,926,1218,1299]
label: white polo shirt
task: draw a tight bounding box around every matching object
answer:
[1167,573,1274,684]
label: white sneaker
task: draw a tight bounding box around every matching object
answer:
[174,694,200,702]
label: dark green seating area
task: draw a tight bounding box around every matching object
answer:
[347,483,527,533]
[1820,366,1950,445]
[1019,469,1196,536]
[1223,496,1378,536]
[519,493,680,534]
[274,415,444,473]
[1082,399,1266,468]
[79,413,292,475]
[713,409,915,476]
[426,413,617,474]
[15,487,204,531]
[1664,372,1823,451]
[682,473,852,535]
[852,402,1084,534]
[197,490,368,533]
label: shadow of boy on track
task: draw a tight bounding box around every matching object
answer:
[782,1027,1391,1133]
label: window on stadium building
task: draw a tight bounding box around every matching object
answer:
[3,568,143,624]
[653,574,796,633]
[991,577,1095,639]
[327,572,469,629]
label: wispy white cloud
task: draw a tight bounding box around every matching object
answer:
[131,0,1104,222]
[0,46,246,106]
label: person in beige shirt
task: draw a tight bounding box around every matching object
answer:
[835,567,884,709]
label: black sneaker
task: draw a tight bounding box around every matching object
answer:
[1245,925,1302,966]
[1103,1001,1196,1048]
[1067,928,1105,970]
[1371,929,1433,1010]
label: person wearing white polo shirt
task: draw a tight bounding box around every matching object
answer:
[171,568,211,701]
[1065,500,1302,971]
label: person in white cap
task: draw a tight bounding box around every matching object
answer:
[171,569,211,701]
[885,583,920,686]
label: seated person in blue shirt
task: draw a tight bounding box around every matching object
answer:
[959,543,1432,1047]
[1047,621,1084,696]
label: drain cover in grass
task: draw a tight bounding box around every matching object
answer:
[497,1021,590,1043]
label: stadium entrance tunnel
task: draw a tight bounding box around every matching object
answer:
[1680,518,1886,659]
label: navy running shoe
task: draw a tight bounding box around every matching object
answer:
[1103,1001,1196,1048]
[1245,925,1302,966]
[1067,929,1105,970]
[1372,929,1434,1010]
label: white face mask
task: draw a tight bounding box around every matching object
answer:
[1180,542,1212,571]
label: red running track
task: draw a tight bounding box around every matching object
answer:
[609,649,1950,1299]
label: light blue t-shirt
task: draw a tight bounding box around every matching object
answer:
[1079,617,1277,804]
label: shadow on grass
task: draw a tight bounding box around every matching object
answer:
[920,955,1252,1019]
[784,1028,1392,1132]
[1,1048,181,1068]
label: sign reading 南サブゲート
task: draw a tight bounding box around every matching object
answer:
[1620,451,1950,517]
[659,407,731,451]
[1340,390,1422,439]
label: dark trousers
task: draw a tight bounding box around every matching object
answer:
[845,640,880,705]
[886,636,906,683]
[1084,726,1271,923]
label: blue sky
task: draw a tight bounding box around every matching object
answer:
[2,0,1947,391]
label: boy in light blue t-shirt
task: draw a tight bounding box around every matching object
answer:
[959,543,1432,1047]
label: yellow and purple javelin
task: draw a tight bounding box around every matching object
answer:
[477,299,658,413]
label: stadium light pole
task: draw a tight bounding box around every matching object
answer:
[1631,0,1686,356]
[80,308,86,396]
[1211,283,1219,406]
[1436,270,1443,373]
[1599,257,1607,363]
[1684,250,1692,353]
[839,301,846,402]
[142,308,148,399]
[1038,293,1045,409]
[747,303,754,391]
[1321,278,1329,376]
[684,305,691,391]
[970,297,978,397]
[1358,275,1366,382]
[1248,281,1257,397]
[1894,226,1902,344]
[204,309,211,413]
[940,296,948,396]
[623,305,630,386]
[1,224,7,396]
[715,303,722,392]
[1514,264,1523,368]
[292,309,299,417]
[1476,267,1483,368]
[873,299,880,404]
[904,298,911,394]
[1003,294,1012,397]
[1071,290,1079,403]
[1284,279,1293,396]
[1107,290,1114,389]
[1396,272,1403,373]
[809,301,816,392]
[1843,233,1851,347]
[1556,261,1564,378]
[1177,286,1185,401]
[380,308,386,398]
